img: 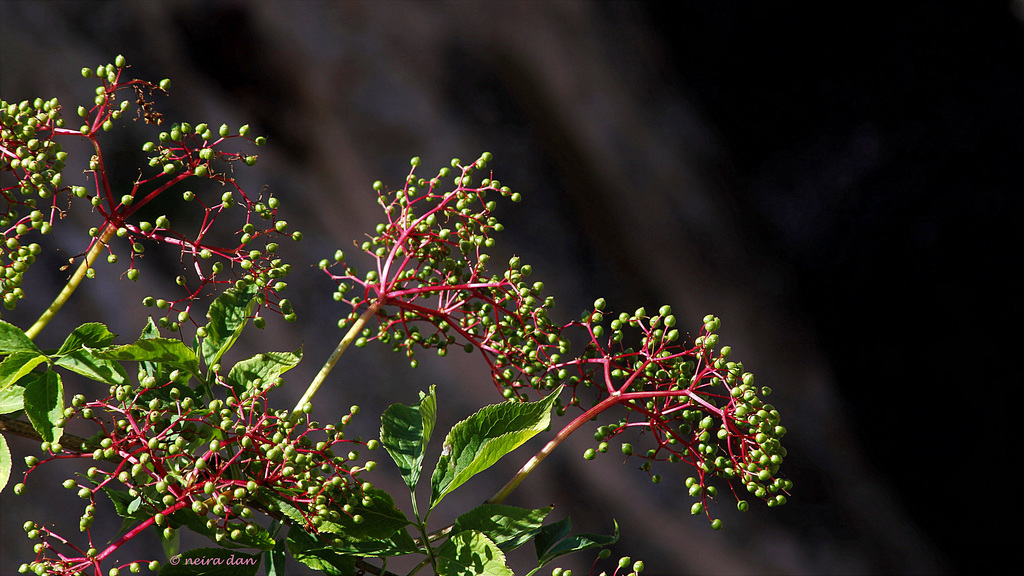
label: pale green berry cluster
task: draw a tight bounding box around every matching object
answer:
[576,308,791,526]
[16,372,375,573]
[131,117,298,327]
[324,154,565,375]
[1,96,65,310]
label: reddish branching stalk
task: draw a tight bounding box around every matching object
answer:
[321,156,790,523]
[320,155,569,399]
[19,375,373,575]
[2,57,297,340]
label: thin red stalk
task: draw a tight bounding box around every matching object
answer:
[487,392,625,505]
[118,172,190,220]
[94,499,188,564]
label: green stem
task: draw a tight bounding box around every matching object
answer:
[291,299,383,414]
[25,223,117,341]
[406,484,440,575]
[486,393,622,505]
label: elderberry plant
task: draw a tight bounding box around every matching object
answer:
[1,57,790,576]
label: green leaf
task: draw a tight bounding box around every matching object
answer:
[452,504,553,552]
[226,347,302,396]
[436,530,514,576]
[201,282,258,368]
[286,527,357,576]
[137,317,162,378]
[534,518,619,567]
[310,530,418,558]
[380,385,437,490]
[0,432,11,492]
[430,389,561,509]
[532,517,570,559]
[0,384,25,414]
[140,316,161,340]
[22,370,63,444]
[0,320,41,354]
[92,338,200,380]
[101,485,141,519]
[158,547,260,576]
[55,349,128,387]
[258,488,305,526]
[260,487,414,557]
[56,323,117,354]
[0,351,47,391]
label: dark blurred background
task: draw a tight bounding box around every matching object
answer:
[2,1,1020,574]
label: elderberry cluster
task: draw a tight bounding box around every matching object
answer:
[323,155,568,387]
[323,155,790,527]
[6,55,301,329]
[1,96,65,310]
[576,308,790,526]
[14,369,375,575]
